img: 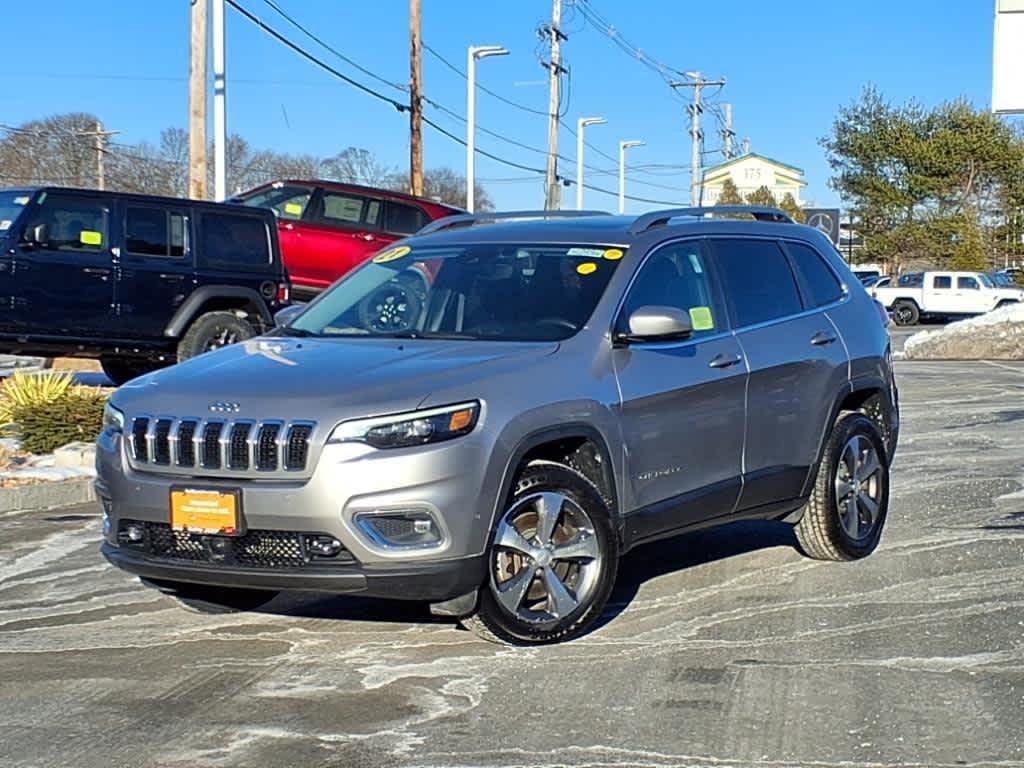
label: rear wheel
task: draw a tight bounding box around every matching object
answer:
[140,578,278,614]
[890,300,919,326]
[795,413,890,561]
[100,357,163,386]
[177,311,255,361]
[461,462,618,645]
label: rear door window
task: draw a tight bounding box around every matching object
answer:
[317,192,381,229]
[784,241,844,307]
[933,275,952,289]
[383,201,430,236]
[197,212,271,271]
[125,207,187,258]
[708,238,804,328]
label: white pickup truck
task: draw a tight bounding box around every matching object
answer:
[873,271,1024,326]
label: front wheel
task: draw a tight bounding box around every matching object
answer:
[461,462,619,645]
[140,578,278,614]
[795,413,890,561]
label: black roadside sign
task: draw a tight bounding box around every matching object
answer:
[804,208,841,243]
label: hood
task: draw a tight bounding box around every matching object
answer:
[113,336,558,422]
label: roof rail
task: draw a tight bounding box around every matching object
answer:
[416,209,610,236]
[629,206,794,234]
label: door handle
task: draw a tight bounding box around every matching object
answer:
[83,267,111,280]
[283,223,295,231]
[708,353,743,369]
[354,233,375,242]
[158,273,185,281]
[810,331,837,346]
[0,262,8,272]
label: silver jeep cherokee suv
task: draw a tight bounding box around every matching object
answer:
[98,206,899,645]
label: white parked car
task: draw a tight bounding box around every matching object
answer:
[874,271,1024,326]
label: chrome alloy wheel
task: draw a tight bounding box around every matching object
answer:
[205,328,240,352]
[490,491,602,628]
[834,435,883,541]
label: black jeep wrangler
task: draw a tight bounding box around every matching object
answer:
[0,187,290,384]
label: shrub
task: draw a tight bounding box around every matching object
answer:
[9,389,107,455]
[0,370,75,431]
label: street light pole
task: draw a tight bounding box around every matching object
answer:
[466,45,508,213]
[212,0,227,201]
[575,116,606,210]
[618,140,644,214]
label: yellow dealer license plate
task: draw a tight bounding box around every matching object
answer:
[170,488,241,535]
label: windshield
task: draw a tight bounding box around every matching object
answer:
[289,242,625,341]
[0,190,34,235]
[979,273,995,288]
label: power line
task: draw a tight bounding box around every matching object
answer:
[423,43,550,117]
[257,0,408,94]
[225,0,408,112]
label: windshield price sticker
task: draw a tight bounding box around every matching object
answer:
[603,248,624,260]
[566,247,604,258]
[577,262,598,275]
[372,245,412,264]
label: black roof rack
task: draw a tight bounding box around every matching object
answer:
[629,206,794,234]
[416,209,610,236]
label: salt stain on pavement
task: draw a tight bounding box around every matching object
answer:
[1,361,1024,768]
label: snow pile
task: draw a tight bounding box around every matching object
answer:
[0,437,96,486]
[904,302,1024,360]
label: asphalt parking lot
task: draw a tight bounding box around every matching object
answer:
[2,360,1024,768]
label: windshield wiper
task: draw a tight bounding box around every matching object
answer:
[275,326,317,337]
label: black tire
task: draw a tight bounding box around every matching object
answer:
[357,277,423,334]
[795,413,890,561]
[177,311,255,361]
[890,300,919,326]
[140,578,277,614]
[461,461,619,645]
[100,357,163,386]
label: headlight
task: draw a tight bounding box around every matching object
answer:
[329,402,479,449]
[102,402,125,433]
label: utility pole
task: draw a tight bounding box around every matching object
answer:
[409,0,423,197]
[189,0,209,200]
[672,72,726,205]
[94,121,106,191]
[722,103,735,160]
[212,0,227,201]
[543,0,566,210]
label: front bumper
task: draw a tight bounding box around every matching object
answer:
[101,542,485,600]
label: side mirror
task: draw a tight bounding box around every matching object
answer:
[617,306,693,344]
[273,304,304,327]
[23,223,47,246]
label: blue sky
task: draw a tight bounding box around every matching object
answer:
[0,0,1001,212]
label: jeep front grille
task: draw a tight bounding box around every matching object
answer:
[128,416,317,477]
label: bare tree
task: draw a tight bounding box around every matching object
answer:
[391,166,491,210]
[322,147,398,188]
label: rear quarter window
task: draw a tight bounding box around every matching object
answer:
[197,212,272,272]
[785,241,844,307]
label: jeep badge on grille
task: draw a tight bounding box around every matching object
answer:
[209,402,241,413]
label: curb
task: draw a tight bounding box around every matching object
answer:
[0,477,96,516]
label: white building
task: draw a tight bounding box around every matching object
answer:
[700,153,807,206]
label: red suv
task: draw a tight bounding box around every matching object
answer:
[236,180,462,300]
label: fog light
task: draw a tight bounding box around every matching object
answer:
[354,509,443,549]
[118,522,146,547]
[305,535,343,558]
